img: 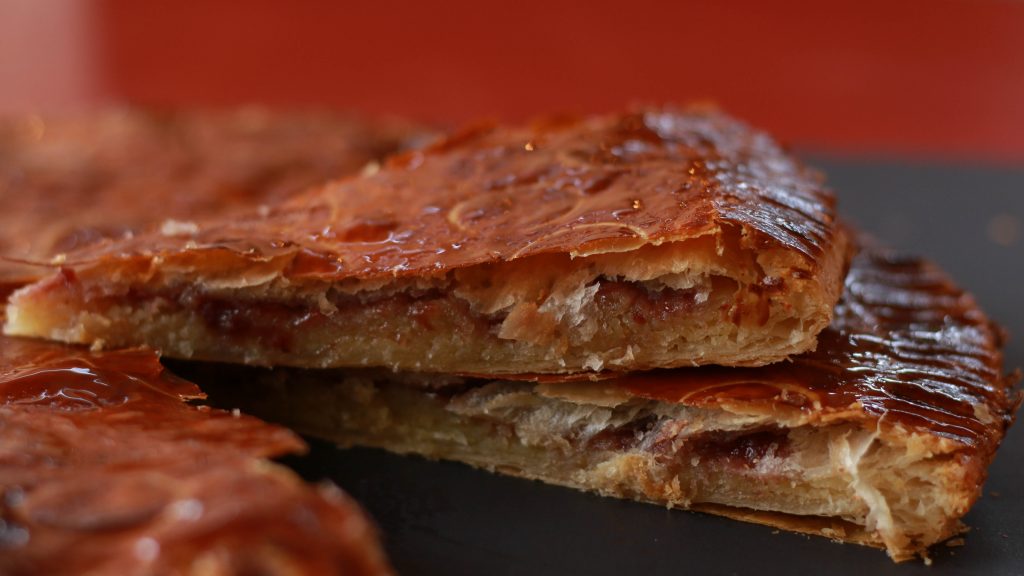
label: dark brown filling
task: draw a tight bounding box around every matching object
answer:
[132,277,720,354]
[166,285,493,353]
[188,293,323,353]
[676,428,792,470]
[575,416,793,473]
[585,414,660,452]
[573,408,792,472]
[594,280,703,326]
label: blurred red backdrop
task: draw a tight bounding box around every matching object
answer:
[2,0,1023,163]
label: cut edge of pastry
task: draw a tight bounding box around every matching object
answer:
[4,222,850,373]
[192,369,988,563]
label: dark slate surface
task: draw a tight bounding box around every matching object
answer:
[278,158,1024,576]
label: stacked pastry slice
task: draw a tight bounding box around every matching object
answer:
[191,247,1018,561]
[5,108,851,372]
[6,107,1019,562]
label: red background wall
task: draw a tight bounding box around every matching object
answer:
[4,0,1024,164]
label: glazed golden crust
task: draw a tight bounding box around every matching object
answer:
[0,336,392,576]
[48,106,845,280]
[5,107,852,372]
[194,247,1019,562]
[0,106,426,269]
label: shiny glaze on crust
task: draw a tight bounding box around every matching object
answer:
[618,249,1020,452]
[59,107,841,282]
[0,107,424,265]
[0,337,390,576]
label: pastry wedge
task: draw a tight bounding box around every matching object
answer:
[6,107,851,373]
[0,335,392,576]
[191,247,1020,561]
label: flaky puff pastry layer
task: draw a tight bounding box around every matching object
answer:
[6,107,851,373]
[192,248,1020,562]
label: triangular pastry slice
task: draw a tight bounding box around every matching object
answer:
[6,107,852,373]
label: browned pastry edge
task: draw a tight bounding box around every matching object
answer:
[689,504,924,549]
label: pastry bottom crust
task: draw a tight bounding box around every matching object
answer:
[190,366,979,562]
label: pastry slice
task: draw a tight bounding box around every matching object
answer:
[6,107,851,373]
[0,334,392,576]
[192,248,1020,561]
[0,106,427,284]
